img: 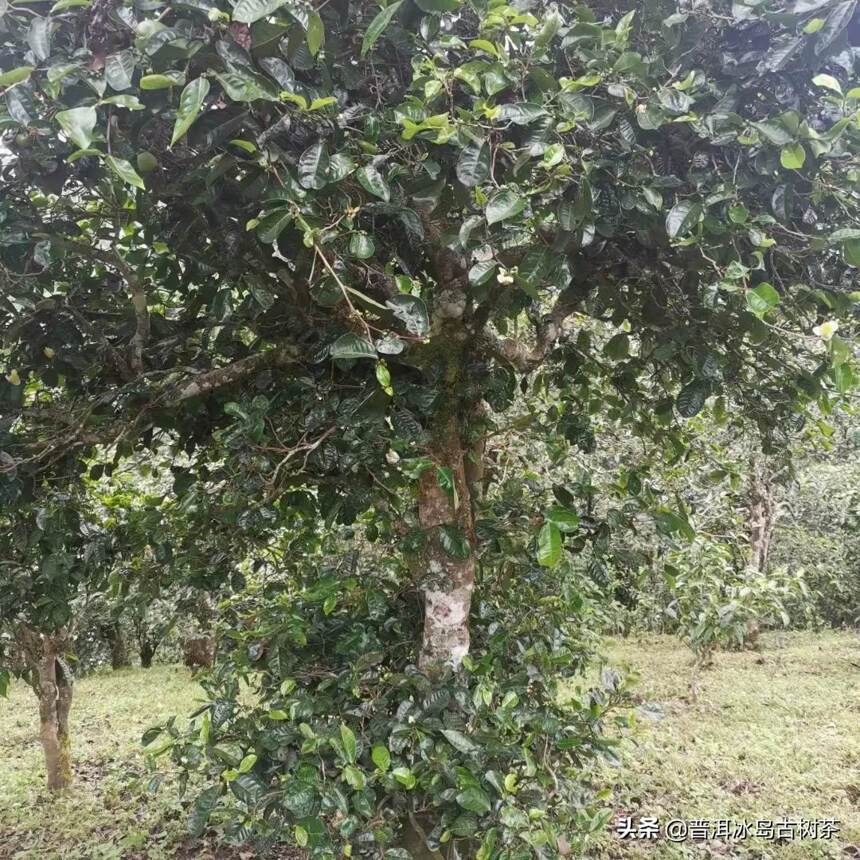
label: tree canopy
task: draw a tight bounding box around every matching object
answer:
[0,0,858,854]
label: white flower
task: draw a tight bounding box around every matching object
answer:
[496,266,515,285]
[385,449,400,465]
[6,369,20,385]
[812,320,838,341]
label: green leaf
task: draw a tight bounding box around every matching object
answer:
[745,282,781,315]
[815,0,855,55]
[340,724,357,764]
[843,240,860,266]
[105,50,134,91]
[392,766,416,788]
[27,17,51,63]
[456,787,492,813]
[537,521,562,567]
[486,190,524,225]
[100,94,144,110]
[546,506,579,533]
[231,772,266,804]
[780,143,806,169]
[342,764,366,789]
[829,227,860,244]
[140,72,185,90]
[436,466,455,497]
[441,729,478,754]
[657,88,692,114]
[309,96,336,111]
[675,381,709,417]
[0,67,33,87]
[665,200,701,238]
[437,525,470,560]
[56,106,97,149]
[356,164,390,201]
[831,363,854,394]
[535,11,561,48]
[468,260,497,285]
[361,1,403,58]
[188,786,222,838]
[306,10,324,56]
[728,204,748,224]
[372,745,391,771]
[654,510,695,541]
[753,119,794,146]
[105,155,145,189]
[386,294,429,335]
[256,208,292,243]
[812,73,842,94]
[330,333,376,360]
[497,102,547,125]
[238,753,257,774]
[543,142,565,167]
[171,77,210,146]
[829,227,860,242]
[50,0,91,10]
[456,139,490,188]
[470,39,497,57]
[233,0,288,24]
[298,141,329,190]
[415,0,460,10]
[349,232,375,259]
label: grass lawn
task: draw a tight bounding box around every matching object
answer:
[589,630,860,859]
[0,633,857,858]
[0,665,208,860]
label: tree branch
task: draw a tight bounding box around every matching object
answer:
[39,235,150,375]
[3,347,299,474]
[480,284,588,372]
[166,348,297,404]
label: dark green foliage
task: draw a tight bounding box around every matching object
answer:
[145,549,628,858]
[0,0,857,850]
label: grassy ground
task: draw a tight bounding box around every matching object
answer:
[589,630,860,859]
[1,634,857,858]
[0,665,207,860]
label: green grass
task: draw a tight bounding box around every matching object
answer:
[0,665,207,860]
[1,634,858,859]
[588,630,860,859]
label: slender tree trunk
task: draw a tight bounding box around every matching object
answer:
[55,658,73,786]
[18,626,73,790]
[746,454,779,648]
[418,415,476,669]
[749,455,777,575]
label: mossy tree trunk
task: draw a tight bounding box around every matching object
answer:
[417,413,476,670]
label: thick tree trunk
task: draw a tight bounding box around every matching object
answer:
[102,622,130,670]
[18,627,73,790]
[139,639,155,669]
[418,416,476,669]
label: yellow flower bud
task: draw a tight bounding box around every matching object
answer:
[44,347,55,358]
